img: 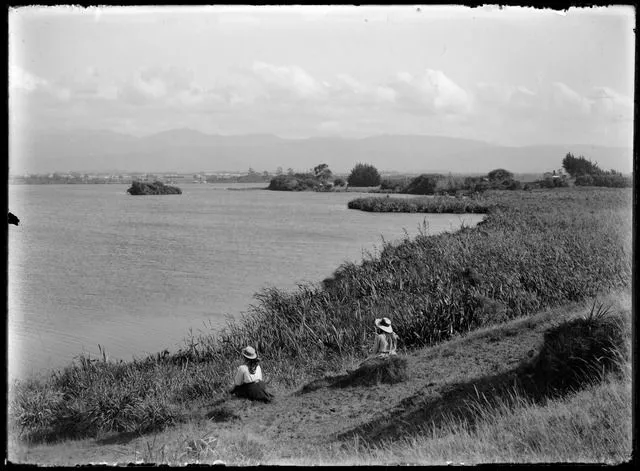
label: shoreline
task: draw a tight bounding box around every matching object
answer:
[9,206,485,384]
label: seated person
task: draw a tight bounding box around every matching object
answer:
[370,317,399,357]
[230,346,274,403]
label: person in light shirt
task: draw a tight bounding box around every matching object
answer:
[230,346,274,403]
[370,317,399,357]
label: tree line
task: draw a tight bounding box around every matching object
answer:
[561,153,631,188]
[269,152,631,193]
[268,162,521,194]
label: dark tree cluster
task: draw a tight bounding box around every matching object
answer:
[127,181,182,195]
[347,163,381,187]
[562,153,603,178]
[562,153,631,188]
[403,174,444,195]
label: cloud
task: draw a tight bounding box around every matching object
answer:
[118,67,181,104]
[390,69,471,115]
[9,65,71,103]
[250,61,326,101]
[550,81,591,115]
[9,58,632,147]
[331,73,396,106]
[467,80,633,146]
[240,62,397,114]
[114,66,232,111]
[474,80,631,124]
[475,82,536,110]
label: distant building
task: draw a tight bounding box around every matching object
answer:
[544,169,567,181]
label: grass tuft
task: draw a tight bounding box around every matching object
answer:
[527,300,629,397]
[342,356,409,387]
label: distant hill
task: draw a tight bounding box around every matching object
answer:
[10,128,634,176]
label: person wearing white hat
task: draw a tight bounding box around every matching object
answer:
[371,317,399,357]
[230,346,274,402]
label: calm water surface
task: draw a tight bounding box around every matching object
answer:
[8,183,483,380]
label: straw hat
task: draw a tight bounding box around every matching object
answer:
[375,317,393,333]
[242,346,258,360]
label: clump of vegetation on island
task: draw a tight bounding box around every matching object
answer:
[9,177,631,444]
[268,163,343,191]
[127,180,182,195]
[268,162,382,192]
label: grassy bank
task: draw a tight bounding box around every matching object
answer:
[9,294,631,465]
[9,187,632,449]
[278,375,631,465]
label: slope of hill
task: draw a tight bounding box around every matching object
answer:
[9,294,630,465]
[10,128,634,175]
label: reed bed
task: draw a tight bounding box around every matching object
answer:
[347,195,491,213]
[9,187,632,442]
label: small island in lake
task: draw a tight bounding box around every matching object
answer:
[127,180,182,195]
[268,163,345,192]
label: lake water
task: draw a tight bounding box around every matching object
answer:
[8,183,483,381]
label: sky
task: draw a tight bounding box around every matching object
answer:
[8,5,636,147]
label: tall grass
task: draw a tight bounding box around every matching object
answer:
[9,187,632,442]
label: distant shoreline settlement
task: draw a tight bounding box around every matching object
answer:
[9,170,547,186]
[9,171,271,185]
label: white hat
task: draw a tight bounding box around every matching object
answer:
[375,317,393,333]
[241,346,258,360]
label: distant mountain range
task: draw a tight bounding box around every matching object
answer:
[11,128,634,175]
